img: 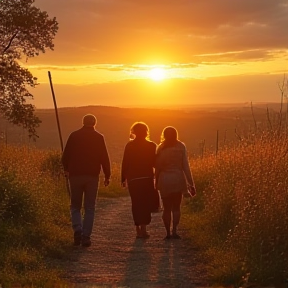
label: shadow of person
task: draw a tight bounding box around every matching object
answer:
[155,240,182,287]
[156,238,200,288]
[120,238,152,288]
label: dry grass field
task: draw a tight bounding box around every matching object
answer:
[1,103,288,286]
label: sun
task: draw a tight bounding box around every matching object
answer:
[148,68,166,81]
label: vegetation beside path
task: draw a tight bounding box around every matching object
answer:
[1,133,288,287]
[0,145,70,286]
[183,131,288,287]
[0,145,127,287]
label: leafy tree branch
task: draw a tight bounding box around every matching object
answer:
[0,0,58,139]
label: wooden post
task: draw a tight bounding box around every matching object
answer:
[48,71,70,197]
[48,71,64,151]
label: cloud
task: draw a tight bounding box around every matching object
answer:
[28,63,199,73]
[193,49,288,63]
[30,73,285,109]
[31,65,79,71]
[31,0,288,65]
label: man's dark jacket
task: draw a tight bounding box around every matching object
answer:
[62,126,111,178]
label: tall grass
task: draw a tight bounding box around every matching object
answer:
[184,131,288,286]
[0,145,71,287]
[0,144,128,287]
[3,125,288,286]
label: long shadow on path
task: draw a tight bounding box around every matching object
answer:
[62,197,207,288]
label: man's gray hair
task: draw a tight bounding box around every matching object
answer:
[83,114,97,127]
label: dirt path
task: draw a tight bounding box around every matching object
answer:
[61,197,208,288]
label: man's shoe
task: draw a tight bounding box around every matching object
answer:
[81,236,91,247]
[73,231,82,246]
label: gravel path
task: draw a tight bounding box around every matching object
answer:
[61,197,208,288]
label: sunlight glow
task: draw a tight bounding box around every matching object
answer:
[148,68,166,81]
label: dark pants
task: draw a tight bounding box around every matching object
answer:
[69,175,99,237]
[128,178,153,226]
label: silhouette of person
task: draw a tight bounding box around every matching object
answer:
[121,122,157,238]
[155,126,196,240]
[62,114,111,247]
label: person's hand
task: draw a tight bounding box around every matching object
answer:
[104,178,110,187]
[121,181,127,188]
[188,185,196,197]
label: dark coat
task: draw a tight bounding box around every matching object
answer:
[62,126,111,178]
[121,138,156,183]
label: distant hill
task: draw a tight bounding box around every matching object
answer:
[0,103,283,162]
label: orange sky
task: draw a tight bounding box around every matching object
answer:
[27,0,288,108]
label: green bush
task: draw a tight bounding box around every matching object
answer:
[0,170,37,224]
[0,146,71,286]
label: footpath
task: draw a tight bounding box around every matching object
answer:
[61,197,208,288]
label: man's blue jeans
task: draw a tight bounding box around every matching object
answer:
[69,175,99,238]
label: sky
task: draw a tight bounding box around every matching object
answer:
[26,0,288,108]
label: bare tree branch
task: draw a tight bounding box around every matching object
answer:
[2,31,19,54]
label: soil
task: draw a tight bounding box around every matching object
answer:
[61,197,208,288]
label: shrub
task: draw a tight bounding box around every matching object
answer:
[0,145,71,286]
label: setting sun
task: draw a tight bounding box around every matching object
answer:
[148,68,166,81]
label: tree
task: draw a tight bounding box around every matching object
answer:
[0,0,58,139]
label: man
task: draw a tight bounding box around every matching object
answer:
[62,114,111,247]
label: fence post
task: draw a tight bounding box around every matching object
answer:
[216,129,219,156]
